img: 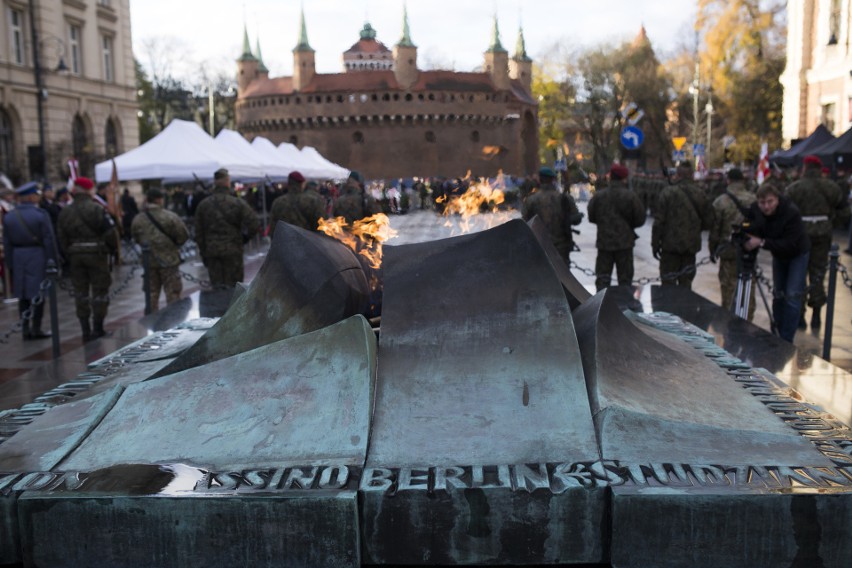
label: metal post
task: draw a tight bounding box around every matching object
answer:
[822,244,839,361]
[705,90,713,169]
[46,259,60,359]
[691,63,700,161]
[142,243,152,315]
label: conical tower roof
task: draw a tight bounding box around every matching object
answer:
[238,23,257,62]
[398,2,415,47]
[513,26,531,61]
[294,7,314,52]
[256,38,269,73]
[486,14,507,53]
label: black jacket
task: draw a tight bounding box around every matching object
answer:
[747,196,810,260]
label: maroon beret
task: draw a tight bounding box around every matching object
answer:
[609,164,630,180]
[74,177,95,191]
[288,171,305,183]
[803,155,822,167]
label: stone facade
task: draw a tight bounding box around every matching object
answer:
[781,0,852,144]
[235,11,538,180]
[0,0,138,184]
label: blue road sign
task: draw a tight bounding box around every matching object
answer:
[620,126,644,150]
[672,150,686,163]
[693,144,705,157]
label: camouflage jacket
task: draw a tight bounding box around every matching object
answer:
[521,183,581,257]
[194,186,260,257]
[57,193,117,255]
[587,180,645,251]
[269,189,327,236]
[652,179,713,254]
[784,171,848,238]
[333,187,382,224]
[708,181,756,261]
[131,204,189,267]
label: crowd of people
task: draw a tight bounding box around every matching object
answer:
[2,155,850,345]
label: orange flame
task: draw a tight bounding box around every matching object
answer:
[318,213,398,270]
[440,177,508,234]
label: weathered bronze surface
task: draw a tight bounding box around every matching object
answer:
[573,289,833,466]
[527,215,592,310]
[62,316,376,471]
[151,222,369,378]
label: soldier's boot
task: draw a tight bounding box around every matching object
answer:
[80,318,92,342]
[29,303,51,339]
[811,308,822,331]
[798,313,807,329]
[21,318,32,341]
[92,319,111,340]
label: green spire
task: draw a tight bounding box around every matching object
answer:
[294,7,314,52]
[513,26,531,61]
[398,3,415,47]
[238,23,257,62]
[256,38,269,73]
[486,14,507,53]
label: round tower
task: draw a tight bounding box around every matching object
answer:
[293,8,316,92]
[237,24,259,95]
[483,15,510,91]
[509,26,533,94]
[393,3,418,89]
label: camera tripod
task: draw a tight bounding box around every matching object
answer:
[732,240,777,335]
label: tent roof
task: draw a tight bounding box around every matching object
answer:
[299,146,349,179]
[771,124,835,167]
[214,130,291,181]
[811,125,852,165]
[95,120,265,183]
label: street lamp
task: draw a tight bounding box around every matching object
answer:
[28,0,69,179]
[705,88,714,169]
[689,63,700,161]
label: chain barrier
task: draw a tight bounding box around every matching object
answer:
[838,261,852,292]
[124,239,210,289]
[569,255,715,286]
[0,278,52,344]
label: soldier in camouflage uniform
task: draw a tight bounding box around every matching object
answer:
[708,168,756,319]
[652,161,714,288]
[57,177,117,341]
[333,171,382,224]
[269,171,327,237]
[194,168,260,289]
[784,155,850,330]
[521,166,583,263]
[131,188,189,311]
[587,164,645,290]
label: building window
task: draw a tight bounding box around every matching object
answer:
[471,130,480,142]
[9,8,26,65]
[72,114,92,175]
[68,24,82,75]
[102,35,114,82]
[289,135,298,145]
[829,0,841,44]
[822,102,837,132]
[425,131,436,143]
[105,118,118,158]
[0,108,14,174]
[353,131,364,144]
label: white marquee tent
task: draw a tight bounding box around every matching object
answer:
[95,121,348,183]
[94,120,264,183]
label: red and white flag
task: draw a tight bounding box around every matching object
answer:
[757,142,770,184]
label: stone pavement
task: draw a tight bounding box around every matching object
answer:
[1,204,851,413]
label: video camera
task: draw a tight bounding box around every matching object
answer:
[731,220,758,275]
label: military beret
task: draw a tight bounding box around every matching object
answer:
[348,170,364,184]
[15,182,40,196]
[803,155,822,167]
[74,177,95,191]
[213,168,229,180]
[146,187,164,200]
[609,164,629,180]
[538,166,556,179]
[288,171,305,183]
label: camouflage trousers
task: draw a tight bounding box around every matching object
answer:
[145,265,183,312]
[659,251,696,289]
[595,248,634,291]
[804,233,832,309]
[718,258,755,321]
[205,253,244,289]
[68,253,111,321]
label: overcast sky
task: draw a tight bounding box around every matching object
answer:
[130,1,696,80]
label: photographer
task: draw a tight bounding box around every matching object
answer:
[743,184,810,342]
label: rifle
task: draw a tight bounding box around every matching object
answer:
[192,173,210,192]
